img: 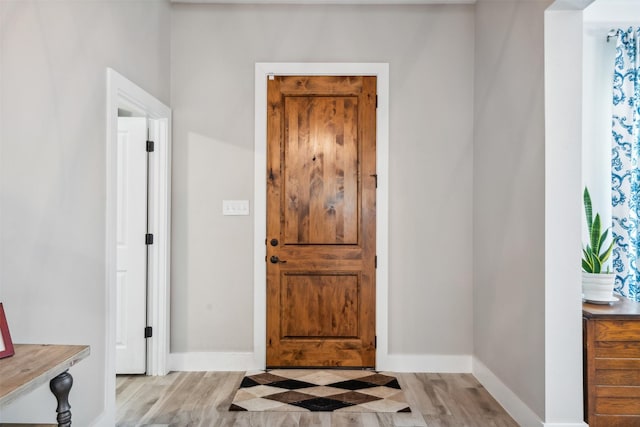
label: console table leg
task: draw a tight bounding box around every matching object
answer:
[49,370,73,427]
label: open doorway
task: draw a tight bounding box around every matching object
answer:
[105,68,171,421]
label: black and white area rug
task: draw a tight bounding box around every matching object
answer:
[229,370,411,413]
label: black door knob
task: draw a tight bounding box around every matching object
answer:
[270,256,287,264]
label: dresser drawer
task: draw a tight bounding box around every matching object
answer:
[596,370,640,386]
[597,386,640,398]
[595,359,640,386]
[595,396,640,415]
[596,358,640,369]
[591,415,640,426]
[596,341,640,358]
[595,320,640,341]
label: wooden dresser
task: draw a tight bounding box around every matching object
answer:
[583,297,640,426]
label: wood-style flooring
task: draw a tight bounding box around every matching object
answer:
[116,371,518,427]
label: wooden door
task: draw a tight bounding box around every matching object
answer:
[116,117,148,374]
[266,76,376,368]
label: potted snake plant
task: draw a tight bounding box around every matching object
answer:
[582,187,616,301]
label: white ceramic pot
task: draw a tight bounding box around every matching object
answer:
[582,272,615,301]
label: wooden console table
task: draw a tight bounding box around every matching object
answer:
[0,344,90,427]
[583,297,640,426]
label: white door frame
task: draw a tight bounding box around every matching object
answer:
[104,69,171,421]
[253,63,390,369]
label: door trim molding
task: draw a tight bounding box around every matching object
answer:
[254,63,390,369]
[105,68,171,422]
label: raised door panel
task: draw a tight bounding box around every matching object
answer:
[283,96,359,245]
[281,273,359,338]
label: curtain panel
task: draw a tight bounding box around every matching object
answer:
[611,27,640,301]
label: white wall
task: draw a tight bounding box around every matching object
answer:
[170,4,475,358]
[544,4,586,423]
[0,1,170,424]
[473,0,550,421]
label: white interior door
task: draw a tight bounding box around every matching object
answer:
[116,117,148,374]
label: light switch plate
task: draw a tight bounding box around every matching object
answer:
[223,200,250,216]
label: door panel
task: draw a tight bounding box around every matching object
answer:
[267,76,376,368]
[116,117,147,374]
[281,273,359,338]
[283,96,359,245]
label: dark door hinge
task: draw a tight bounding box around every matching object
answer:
[375,255,377,268]
[375,95,378,108]
[370,174,378,188]
[145,326,153,338]
[146,140,155,152]
[374,336,377,349]
[145,233,154,245]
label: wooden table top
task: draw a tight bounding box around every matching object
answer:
[583,295,640,319]
[0,344,90,407]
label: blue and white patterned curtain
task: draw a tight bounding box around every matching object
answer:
[612,27,640,301]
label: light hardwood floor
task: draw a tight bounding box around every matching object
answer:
[116,371,518,427]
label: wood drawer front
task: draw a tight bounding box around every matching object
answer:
[597,386,640,398]
[595,369,640,386]
[591,415,640,426]
[595,321,640,341]
[596,358,640,370]
[596,341,640,358]
[595,397,640,415]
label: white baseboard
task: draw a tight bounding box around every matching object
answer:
[541,424,588,427]
[89,410,111,427]
[472,357,543,427]
[169,352,261,371]
[378,354,472,373]
[168,352,471,373]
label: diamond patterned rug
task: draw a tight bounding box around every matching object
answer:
[229,370,411,413]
